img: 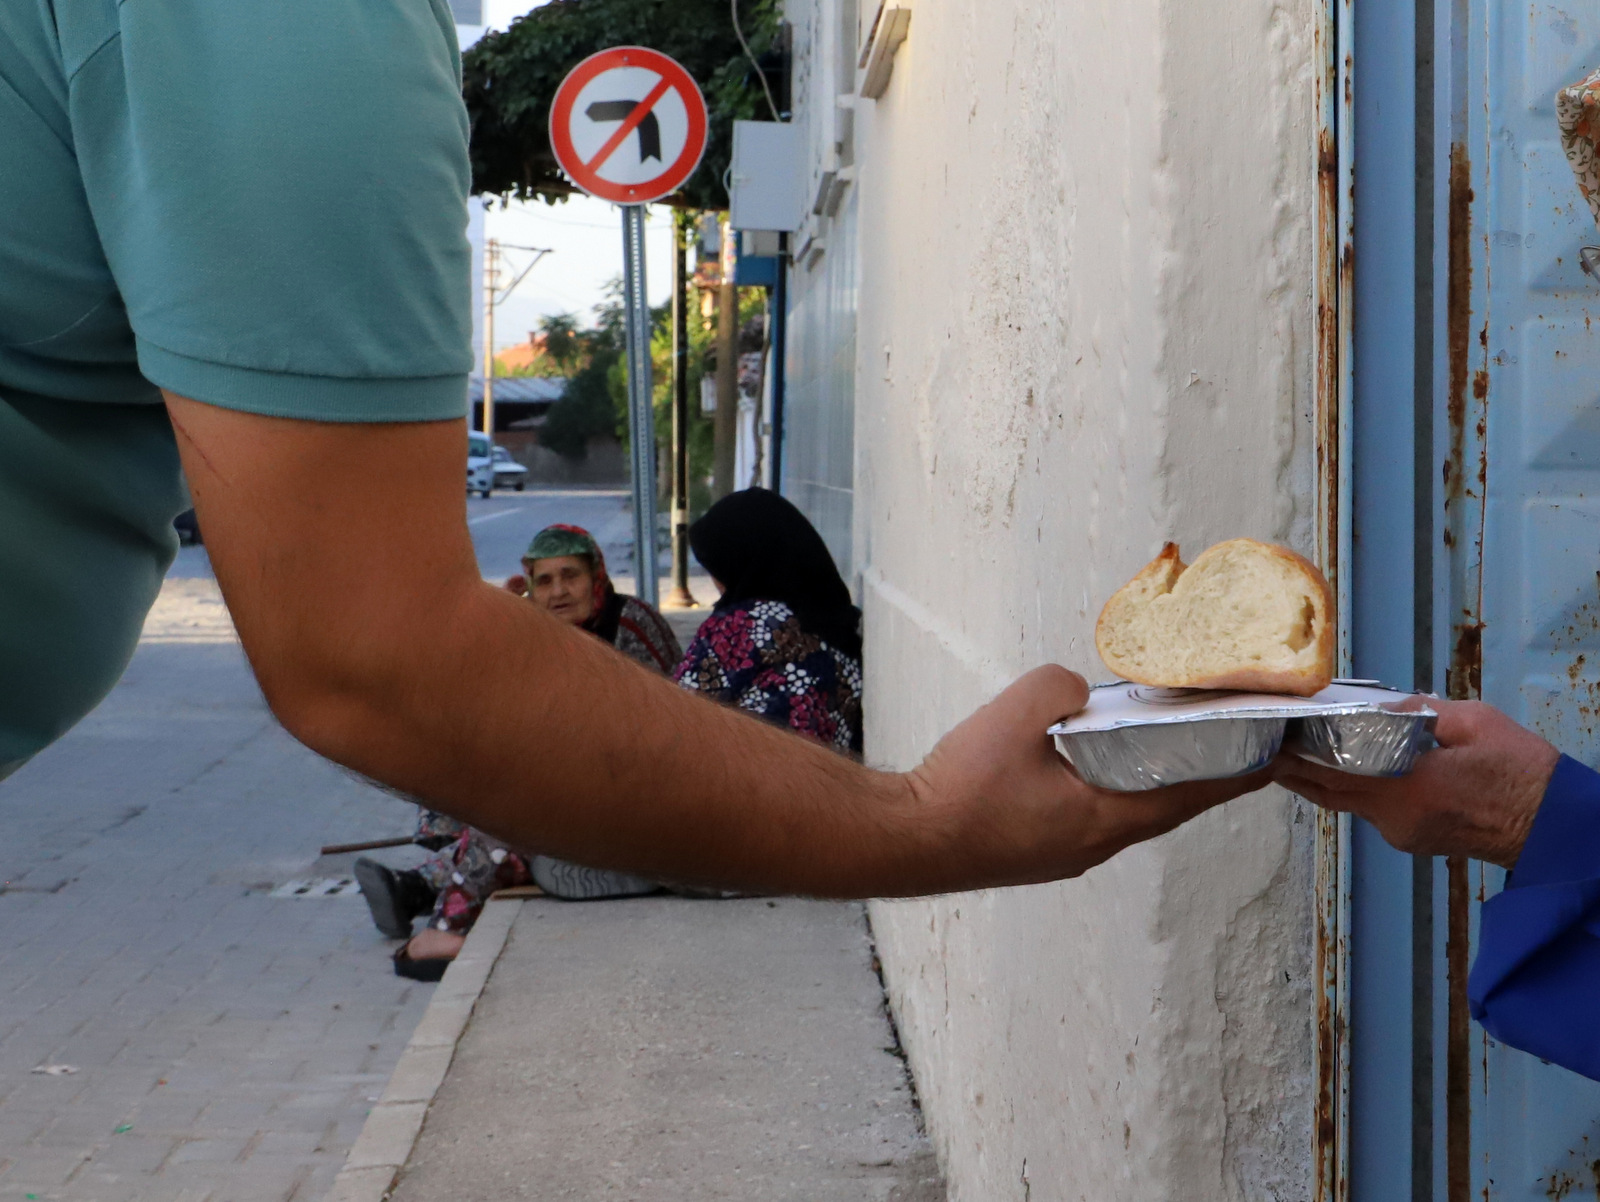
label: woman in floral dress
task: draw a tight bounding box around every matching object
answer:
[676,489,863,755]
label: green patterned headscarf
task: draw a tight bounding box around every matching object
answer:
[524,524,602,567]
[522,524,613,632]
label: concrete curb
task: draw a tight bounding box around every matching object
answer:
[323,897,521,1202]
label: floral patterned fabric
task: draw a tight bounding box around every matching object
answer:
[1558,68,1600,228]
[417,827,532,934]
[414,809,464,853]
[674,599,863,754]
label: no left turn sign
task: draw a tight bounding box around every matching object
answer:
[549,47,709,205]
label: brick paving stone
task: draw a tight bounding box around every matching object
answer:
[1,494,694,1202]
[0,571,433,1201]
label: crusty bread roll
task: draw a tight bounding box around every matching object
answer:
[1095,539,1334,697]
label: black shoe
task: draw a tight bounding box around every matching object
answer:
[355,858,436,938]
[392,942,451,982]
[528,856,661,901]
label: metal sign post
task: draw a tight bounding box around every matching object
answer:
[620,205,659,608]
[548,46,708,605]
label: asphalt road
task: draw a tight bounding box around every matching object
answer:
[169,488,676,593]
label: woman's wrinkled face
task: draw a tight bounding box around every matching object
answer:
[527,555,596,626]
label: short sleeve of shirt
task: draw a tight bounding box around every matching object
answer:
[62,0,473,421]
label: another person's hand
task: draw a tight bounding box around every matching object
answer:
[904,665,1274,888]
[1274,699,1561,868]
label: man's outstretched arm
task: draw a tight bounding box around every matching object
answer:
[167,394,1268,898]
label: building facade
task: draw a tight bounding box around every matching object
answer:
[775,0,1322,1196]
[773,0,1600,1194]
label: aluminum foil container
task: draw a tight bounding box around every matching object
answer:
[1288,706,1437,777]
[1048,681,1436,792]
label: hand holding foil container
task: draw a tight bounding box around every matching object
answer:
[1048,681,1437,792]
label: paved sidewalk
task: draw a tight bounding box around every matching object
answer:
[0,579,432,1202]
[385,897,944,1202]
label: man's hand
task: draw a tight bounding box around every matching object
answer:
[1275,700,1561,868]
[905,666,1274,889]
[163,393,1268,897]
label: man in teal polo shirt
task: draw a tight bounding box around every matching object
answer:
[0,0,1265,898]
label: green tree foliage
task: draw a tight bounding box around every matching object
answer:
[537,312,583,372]
[539,277,670,462]
[537,215,767,521]
[462,0,782,209]
[538,291,627,460]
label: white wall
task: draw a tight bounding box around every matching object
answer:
[785,0,1322,1196]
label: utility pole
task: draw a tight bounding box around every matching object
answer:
[480,237,554,440]
[712,217,738,498]
[667,213,696,606]
[482,237,497,438]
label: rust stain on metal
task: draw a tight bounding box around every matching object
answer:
[1537,1135,1600,1199]
[1450,621,1484,699]
[1314,123,1342,586]
[1443,140,1485,1202]
[1446,143,1475,512]
[1314,935,1337,1152]
[1310,11,1346,1195]
[1446,142,1487,709]
[1447,855,1471,1202]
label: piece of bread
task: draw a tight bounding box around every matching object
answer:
[1095,539,1334,697]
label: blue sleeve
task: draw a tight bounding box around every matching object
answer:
[1468,755,1600,1080]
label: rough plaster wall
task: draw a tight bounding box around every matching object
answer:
[843,0,1319,1197]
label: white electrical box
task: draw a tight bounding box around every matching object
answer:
[729,121,805,233]
[742,230,782,257]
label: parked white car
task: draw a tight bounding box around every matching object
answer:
[467,432,494,498]
[491,445,528,491]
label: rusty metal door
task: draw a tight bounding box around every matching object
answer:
[1338,0,1600,1196]
[1454,0,1600,1196]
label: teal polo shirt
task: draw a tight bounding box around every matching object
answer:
[0,0,473,778]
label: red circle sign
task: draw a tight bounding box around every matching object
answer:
[549,47,709,205]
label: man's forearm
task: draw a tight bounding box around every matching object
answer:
[268,575,932,897]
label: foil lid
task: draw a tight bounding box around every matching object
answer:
[1048,680,1430,735]
[1048,681,1438,792]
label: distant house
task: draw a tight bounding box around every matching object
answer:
[468,375,566,436]
[495,333,549,374]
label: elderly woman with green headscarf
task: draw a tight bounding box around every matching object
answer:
[355,523,682,980]
[509,523,682,673]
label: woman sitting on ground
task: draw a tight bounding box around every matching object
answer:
[676,489,863,754]
[356,524,681,980]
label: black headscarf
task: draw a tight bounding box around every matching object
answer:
[689,489,862,659]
